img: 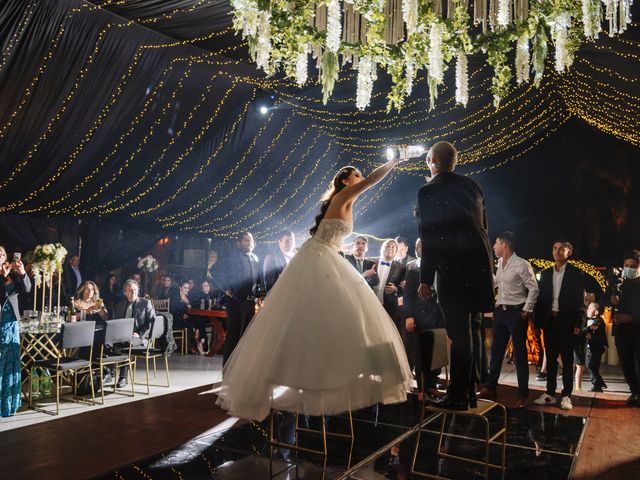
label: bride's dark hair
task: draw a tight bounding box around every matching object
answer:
[310,166,358,236]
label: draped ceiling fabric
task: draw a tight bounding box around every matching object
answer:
[0,0,639,250]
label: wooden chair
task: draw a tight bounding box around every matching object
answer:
[151,298,170,313]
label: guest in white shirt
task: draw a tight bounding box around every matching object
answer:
[478,232,539,408]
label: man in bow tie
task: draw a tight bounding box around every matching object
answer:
[372,239,406,323]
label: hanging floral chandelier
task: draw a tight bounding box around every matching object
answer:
[231,0,633,111]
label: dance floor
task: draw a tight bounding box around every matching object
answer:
[1,359,638,479]
[100,397,586,480]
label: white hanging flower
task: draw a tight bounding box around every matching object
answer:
[256,10,272,73]
[356,55,376,110]
[455,53,468,107]
[326,0,342,53]
[402,0,418,36]
[552,13,572,72]
[295,45,309,86]
[582,0,597,39]
[602,0,617,37]
[497,0,510,27]
[515,33,530,84]
[428,22,444,85]
[232,0,261,38]
[405,61,415,96]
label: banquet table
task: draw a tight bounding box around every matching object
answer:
[19,315,62,390]
[186,308,227,356]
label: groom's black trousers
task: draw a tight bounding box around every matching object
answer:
[440,303,483,400]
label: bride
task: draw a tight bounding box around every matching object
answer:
[215,156,412,421]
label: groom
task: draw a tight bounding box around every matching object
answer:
[417,141,495,410]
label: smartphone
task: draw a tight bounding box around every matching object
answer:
[13,252,21,262]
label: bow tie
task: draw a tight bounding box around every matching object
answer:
[380,261,391,267]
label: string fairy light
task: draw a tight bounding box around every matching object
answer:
[161,115,295,227]
[529,259,608,292]
[99,79,240,215]
[127,87,258,217]
[197,125,325,233]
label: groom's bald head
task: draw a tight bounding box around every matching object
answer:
[427,141,457,173]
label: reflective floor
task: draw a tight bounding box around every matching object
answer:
[102,395,585,479]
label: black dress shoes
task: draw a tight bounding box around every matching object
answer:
[626,393,639,406]
[426,395,469,411]
[116,377,128,389]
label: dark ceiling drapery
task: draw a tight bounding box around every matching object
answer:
[0,0,639,264]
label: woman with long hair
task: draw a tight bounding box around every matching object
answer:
[216,155,412,421]
[0,246,28,417]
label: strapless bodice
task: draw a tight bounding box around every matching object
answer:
[314,218,352,250]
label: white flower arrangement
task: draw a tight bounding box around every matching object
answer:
[402,0,418,36]
[32,243,67,287]
[137,255,159,273]
[552,13,572,73]
[326,0,342,53]
[230,0,633,110]
[515,33,530,84]
[356,55,377,110]
[497,0,510,27]
[455,53,469,107]
[295,44,309,86]
[428,22,445,85]
[256,10,272,73]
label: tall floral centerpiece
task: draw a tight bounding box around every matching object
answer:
[31,243,67,320]
[137,255,159,296]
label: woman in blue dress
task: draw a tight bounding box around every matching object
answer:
[0,246,29,417]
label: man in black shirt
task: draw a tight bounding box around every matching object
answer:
[614,249,640,406]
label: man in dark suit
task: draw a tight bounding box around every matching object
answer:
[114,279,157,387]
[394,236,416,268]
[218,232,261,365]
[263,231,295,293]
[417,141,495,410]
[404,238,445,397]
[345,235,379,288]
[371,239,405,321]
[62,255,83,303]
[534,240,585,410]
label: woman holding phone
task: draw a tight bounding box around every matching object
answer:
[0,246,29,417]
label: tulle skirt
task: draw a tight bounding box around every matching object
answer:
[215,236,412,421]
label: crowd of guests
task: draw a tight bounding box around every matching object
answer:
[210,228,640,412]
[1,227,639,419]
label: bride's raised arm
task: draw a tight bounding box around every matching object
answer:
[337,157,403,202]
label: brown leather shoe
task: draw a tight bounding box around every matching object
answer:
[476,387,497,400]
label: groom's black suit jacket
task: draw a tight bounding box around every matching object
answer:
[417,171,494,312]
